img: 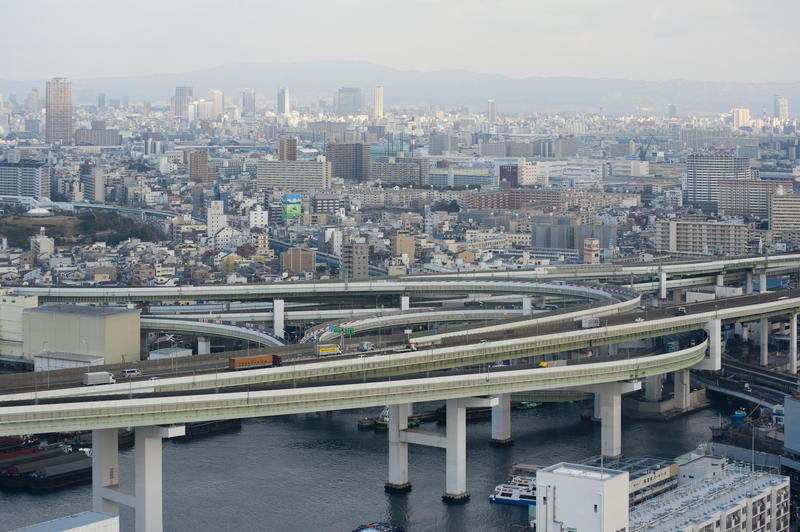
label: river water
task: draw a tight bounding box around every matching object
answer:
[1,402,720,531]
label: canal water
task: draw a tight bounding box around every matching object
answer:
[1,402,720,531]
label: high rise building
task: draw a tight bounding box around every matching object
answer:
[189,151,209,182]
[242,88,256,117]
[342,237,369,279]
[97,93,105,110]
[488,99,497,123]
[653,219,748,255]
[206,200,227,239]
[336,87,363,116]
[79,161,105,203]
[208,89,223,119]
[278,133,298,161]
[0,161,51,198]
[26,89,40,115]
[256,160,331,191]
[769,190,800,242]
[326,142,370,181]
[277,87,290,115]
[774,95,789,122]
[373,86,383,119]
[731,107,750,129]
[172,86,193,119]
[74,121,120,146]
[685,153,752,207]
[45,78,72,145]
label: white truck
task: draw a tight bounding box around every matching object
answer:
[82,371,116,386]
[580,318,600,329]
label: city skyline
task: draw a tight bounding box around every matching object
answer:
[2,0,799,84]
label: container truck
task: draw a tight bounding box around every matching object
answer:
[228,354,282,371]
[538,360,566,368]
[82,372,116,386]
[316,344,342,356]
[580,318,600,329]
[359,341,375,352]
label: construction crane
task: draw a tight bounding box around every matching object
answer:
[638,134,655,161]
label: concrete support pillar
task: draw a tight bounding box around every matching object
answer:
[608,343,619,357]
[746,270,754,294]
[385,404,411,493]
[760,317,769,367]
[759,272,768,294]
[443,399,469,502]
[742,323,750,343]
[659,271,668,300]
[672,289,682,305]
[716,273,724,287]
[273,298,285,339]
[135,426,166,532]
[196,336,210,355]
[644,375,663,402]
[592,393,600,421]
[791,313,797,374]
[522,296,532,316]
[694,319,722,371]
[92,428,120,516]
[598,390,622,458]
[400,295,410,311]
[673,369,691,410]
[489,393,513,447]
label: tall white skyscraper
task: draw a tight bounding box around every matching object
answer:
[277,87,290,115]
[172,86,193,119]
[774,96,789,122]
[206,200,227,239]
[373,86,384,119]
[731,107,750,129]
[487,99,497,124]
[208,89,223,119]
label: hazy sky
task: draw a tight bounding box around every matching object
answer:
[3,0,799,82]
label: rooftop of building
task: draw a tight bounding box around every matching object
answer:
[629,465,788,532]
[540,462,627,481]
[580,456,675,481]
[25,303,138,317]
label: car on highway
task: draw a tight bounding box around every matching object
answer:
[634,317,645,323]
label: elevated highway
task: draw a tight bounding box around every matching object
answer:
[139,318,284,347]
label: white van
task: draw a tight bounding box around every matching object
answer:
[121,368,142,378]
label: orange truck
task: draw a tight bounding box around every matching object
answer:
[228,354,282,371]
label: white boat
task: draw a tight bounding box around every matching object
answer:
[488,475,537,506]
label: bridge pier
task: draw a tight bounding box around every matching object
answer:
[759,272,768,294]
[489,393,513,447]
[760,317,769,367]
[273,299,285,339]
[522,296,532,316]
[695,319,721,371]
[716,273,724,287]
[197,336,210,355]
[746,270,754,295]
[673,369,691,409]
[400,295,410,312]
[92,425,185,532]
[791,313,797,374]
[443,398,469,502]
[385,404,411,493]
[659,271,667,300]
[578,381,640,458]
[644,375,662,402]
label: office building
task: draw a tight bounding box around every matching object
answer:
[206,200,227,239]
[256,160,331,191]
[685,154,752,207]
[342,238,369,279]
[208,89,223,119]
[313,193,342,214]
[327,142,370,181]
[653,220,749,255]
[280,247,315,275]
[769,191,800,242]
[487,99,497,124]
[248,204,268,229]
[97,92,105,110]
[172,86,193,119]
[731,107,751,129]
[45,77,72,145]
[536,463,629,532]
[336,87,363,116]
[278,133,297,161]
[373,86,383,119]
[189,151,209,182]
[0,289,39,357]
[390,230,414,264]
[242,88,256,117]
[429,133,459,155]
[79,161,104,203]
[0,161,50,198]
[74,121,120,146]
[370,156,429,186]
[277,87,290,115]
[774,95,789,122]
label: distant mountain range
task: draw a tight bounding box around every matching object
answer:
[2,61,799,116]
